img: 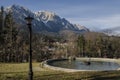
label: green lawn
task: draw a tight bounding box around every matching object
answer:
[0,63,120,80]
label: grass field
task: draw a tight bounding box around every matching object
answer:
[0,63,120,80]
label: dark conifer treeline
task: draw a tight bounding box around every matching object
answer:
[77,32,120,58]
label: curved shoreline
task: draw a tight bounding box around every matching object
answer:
[43,58,120,72]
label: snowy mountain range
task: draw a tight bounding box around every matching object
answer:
[99,26,120,36]
[5,5,89,33]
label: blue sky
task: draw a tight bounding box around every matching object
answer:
[1,0,120,31]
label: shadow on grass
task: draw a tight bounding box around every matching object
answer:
[86,71,120,80]
[92,76,120,80]
[1,71,120,80]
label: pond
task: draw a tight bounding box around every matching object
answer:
[49,59,120,71]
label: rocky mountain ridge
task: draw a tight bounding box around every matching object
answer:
[5,5,89,33]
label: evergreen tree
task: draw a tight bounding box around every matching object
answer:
[0,6,5,62]
[1,11,18,62]
[77,35,85,57]
[0,6,4,44]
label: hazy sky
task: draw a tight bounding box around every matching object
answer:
[1,0,120,31]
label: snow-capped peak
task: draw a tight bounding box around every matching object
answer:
[74,24,89,31]
[7,4,22,11]
[100,26,120,36]
[35,11,61,23]
[6,4,33,15]
[10,4,23,9]
[35,11,56,16]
